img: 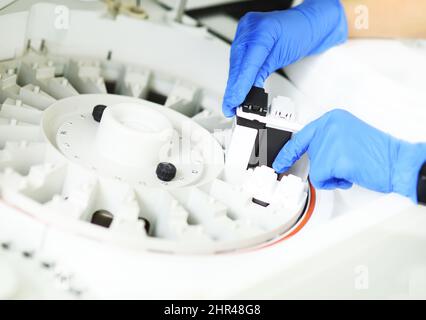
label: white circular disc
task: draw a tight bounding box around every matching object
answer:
[0,261,19,299]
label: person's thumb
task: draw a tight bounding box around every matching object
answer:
[254,60,273,88]
[272,119,317,173]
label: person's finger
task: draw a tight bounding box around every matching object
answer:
[254,43,278,87]
[222,44,270,117]
[233,13,254,40]
[336,179,354,189]
[318,178,353,190]
[222,44,247,117]
[272,118,319,173]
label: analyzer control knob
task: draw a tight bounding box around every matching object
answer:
[156,162,177,182]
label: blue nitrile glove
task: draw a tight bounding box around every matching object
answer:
[272,109,426,203]
[222,0,348,117]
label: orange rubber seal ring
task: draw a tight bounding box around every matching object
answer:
[256,181,316,250]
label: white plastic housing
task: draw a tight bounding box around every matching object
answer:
[95,103,174,168]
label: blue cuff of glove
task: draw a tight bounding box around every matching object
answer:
[392,142,426,203]
[293,0,348,55]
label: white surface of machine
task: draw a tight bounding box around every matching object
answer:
[0,0,425,300]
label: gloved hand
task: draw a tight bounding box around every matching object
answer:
[272,109,426,203]
[222,0,348,117]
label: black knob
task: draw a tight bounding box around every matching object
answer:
[92,105,108,122]
[156,162,177,182]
